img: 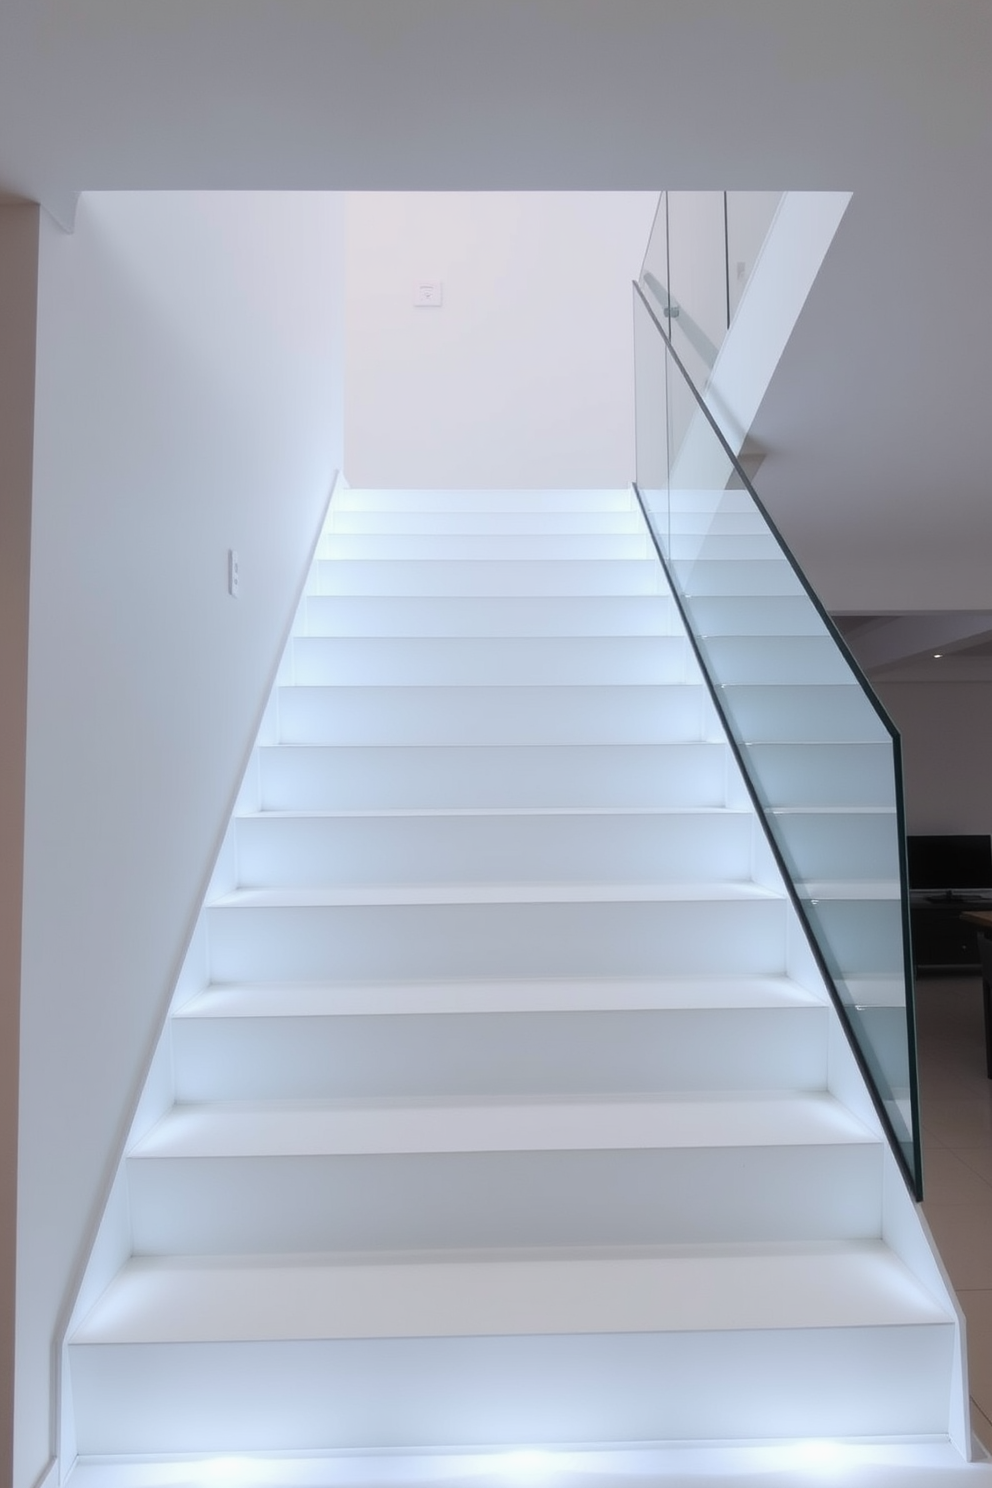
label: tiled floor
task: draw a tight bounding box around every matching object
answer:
[917,973,992,1449]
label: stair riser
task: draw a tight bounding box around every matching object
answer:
[309,560,662,598]
[668,535,781,561]
[318,535,649,561]
[289,636,690,687]
[171,1006,830,1103]
[301,595,676,638]
[275,685,711,747]
[326,511,643,536]
[70,1323,954,1455]
[699,635,854,686]
[206,900,790,983]
[336,490,634,512]
[667,511,768,536]
[776,812,901,884]
[666,559,803,598]
[257,744,731,811]
[233,812,756,889]
[683,595,828,637]
[746,742,896,808]
[126,1144,880,1255]
[806,900,905,977]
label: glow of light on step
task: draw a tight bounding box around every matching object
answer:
[782,1437,852,1471]
[193,1458,265,1487]
[500,1450,558,1481]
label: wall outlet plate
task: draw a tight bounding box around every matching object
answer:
[228,548,240,597]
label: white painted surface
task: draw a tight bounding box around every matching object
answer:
[706,192,851,452]
[76,1245,944,1344]
[344,194,657,488]
[0,202,39,1488]
[59,1438,992,1488]
[16,192,344,1488]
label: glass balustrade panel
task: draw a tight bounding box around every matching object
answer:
[726,191,784,320]
[633,285,921,1193]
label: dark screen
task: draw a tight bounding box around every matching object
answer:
[907,834,992,890]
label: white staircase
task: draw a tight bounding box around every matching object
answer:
[65,489,973,1482]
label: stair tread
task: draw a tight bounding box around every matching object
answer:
[131,1092,873,1159]
[279,680,700,691]
[337,489,635,509]
[236,805,751,820]
[72,1243,949,1345]
[211,882,780,909]
[175,975,827,1020]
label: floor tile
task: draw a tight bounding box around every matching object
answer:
[921,1097,992,1149]
[959,1148,992,1184]
[925,1224,992,1289]
[923,1148,992,1205]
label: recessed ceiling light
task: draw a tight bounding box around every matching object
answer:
[933,652,942,659]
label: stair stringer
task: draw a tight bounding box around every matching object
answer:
[53,479,340,1483]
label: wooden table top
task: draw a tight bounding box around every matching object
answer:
[961,909,992,931]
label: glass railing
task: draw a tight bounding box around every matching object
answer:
[633,278,922,1198]
[640,191,783,400]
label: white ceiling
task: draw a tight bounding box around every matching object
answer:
[2,1,990,645]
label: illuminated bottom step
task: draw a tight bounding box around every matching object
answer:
[69,1245,954,1456]
[63,1439,992,1488]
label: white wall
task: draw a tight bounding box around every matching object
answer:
[16,192,344,1488]
[344,192,657,489]
[875,682,992,835]
[0,202,39,1488]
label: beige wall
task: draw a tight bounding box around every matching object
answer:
[876,681,992,836]
[0,203,39,1486]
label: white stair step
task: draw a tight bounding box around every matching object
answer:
[666,489,758,514]
[233,808,756,888]
[308,559,662,598]
[801,897,904,979]
[318,534,650,561]
[327,509,643,536]
[171,977,829,1102]
[336,488,634,512]
[64,1442,992,1488]
[667,558,804,598]
[686,593,830,635]
[289,635,689,686]
[723,682,892,743]
[275,683,711,746]
[125,1093,879,1254]
[257,742,732,811]
[776,809,901,883]
[301,594,676,637]
[668,534,782,561]
[745,741,896,806]
[667,509,768,535]
[204,892,789,983]
[69,1246,954,1454]
[699,634,855,685]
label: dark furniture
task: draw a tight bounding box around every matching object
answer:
[911,894,990,973]
[908,833,992,974]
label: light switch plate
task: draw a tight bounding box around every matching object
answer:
[414,280,443,307]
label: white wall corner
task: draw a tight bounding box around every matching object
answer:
[706,191,852,456]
